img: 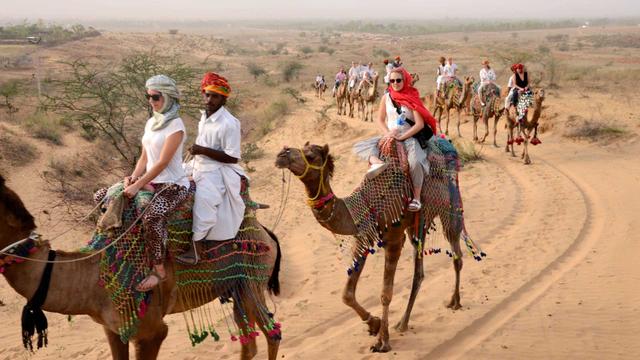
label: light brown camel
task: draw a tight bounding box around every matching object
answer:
[431,76,474,137]
[335,80,348,116]
[471,83,505,146]
[275,142,473,353]
[410,72,420,86]
[0,175,282,360]
[360,74,379,122]
[347,83,362,119]
[314,81,327,100]
[505,89,545,164]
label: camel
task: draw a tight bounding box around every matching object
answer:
[505,89,545,164]
[471,83,505,146]
[410,73,420,86]
[0,175,282,360]
[314,81,327,100]
[347,84,362,119]
[335,80,348,116]
[276,141,476,353]
[359,74,379,122]
[431,76,474,137]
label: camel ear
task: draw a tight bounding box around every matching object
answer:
[322,144,330,156]
[5,212,21,229]
[304,141,310,147]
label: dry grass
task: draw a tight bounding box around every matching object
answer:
[452,137,484,165]
[563,116,629,142]
[0,126,38,168]
[24,111,64,145]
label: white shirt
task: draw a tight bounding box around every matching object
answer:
[193,107,242,173]
[348,66,358,78]
[141,117,188,187]
[507,74,515,88]
[479,68,496,84]
[437,64,445,77]
[384,93,414,135]
[443,63,457,77]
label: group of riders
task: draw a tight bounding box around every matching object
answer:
[118,54,531,293]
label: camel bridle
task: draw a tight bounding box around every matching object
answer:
[293,148,333,207]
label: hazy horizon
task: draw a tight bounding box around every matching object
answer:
[1,0,639,22]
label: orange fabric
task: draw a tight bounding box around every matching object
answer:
[201,72,231,97]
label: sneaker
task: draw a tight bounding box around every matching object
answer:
[366,162,388,180]
[408,199,422,212]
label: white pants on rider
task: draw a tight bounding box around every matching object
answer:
[191,166,246,241]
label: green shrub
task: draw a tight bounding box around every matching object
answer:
[25,111,63,145]
[246,62,267,80]
[281,61,304,82]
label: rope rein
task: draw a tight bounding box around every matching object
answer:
[295,149,331,205]
[0,180,180,264]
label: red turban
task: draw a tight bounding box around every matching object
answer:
[201,72,231,97]
[387,68,437,135]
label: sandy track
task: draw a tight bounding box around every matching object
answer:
[1,92,639,359]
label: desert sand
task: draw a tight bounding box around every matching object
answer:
[1,25,639,359]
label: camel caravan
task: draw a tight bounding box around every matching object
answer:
[0,53,547,359]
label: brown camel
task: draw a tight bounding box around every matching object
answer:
[432,76,474,137]
[471,83,505,146]
[0,175,282,360]
[360,74,379,122]
[276,142,476,353]
[347,83,362,119]
[410,72,420,86]
[335,80,348,116]
[505,89,545,164]
[314,81,327,100]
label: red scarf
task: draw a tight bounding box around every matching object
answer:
[387,68,437,134]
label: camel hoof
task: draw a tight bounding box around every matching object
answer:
[394,321,409,333]
[524,157,532,165]
[446,301,462,310]
[370,342,392,353]
[366,316,382,336]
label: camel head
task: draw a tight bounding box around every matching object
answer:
[275,142,335,185]
[535,88,546,103]
[464,76,475,86]
[0,175,36,250]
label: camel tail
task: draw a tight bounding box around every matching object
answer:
[262,225,282,296]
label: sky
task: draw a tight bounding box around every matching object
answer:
[0,0,639,21]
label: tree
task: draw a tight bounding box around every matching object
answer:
[43,52,201,166]
[0,80,21,119]
[281,61,304,82]
[246,62,267,80]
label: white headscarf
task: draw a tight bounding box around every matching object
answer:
[145,75,181,131]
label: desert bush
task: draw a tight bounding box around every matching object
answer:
[0,79,21,118]
[300,46,313,54]
[241,143,264,173]
[282,87,306,104]
[545,34,569,43]
[317,45,335,55]
[25,111,63,145]
[452,138,484,165]
[563,116,628,141]
[281,61,304,82]
[581,34,640,49]
[0,127,38,167]
[246,62,267,80]
[372,48,390,58]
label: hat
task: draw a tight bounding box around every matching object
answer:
[395,56,401,61]
[482,59,490,65]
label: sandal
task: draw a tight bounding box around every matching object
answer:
[366,162,388,180]
[408,199,422,212]
[135,270,166,292]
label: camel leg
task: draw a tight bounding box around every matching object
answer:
[456,108,462,137]
[394,240,424,332]
[446,234,464,310]
[342,255,382,336]
[133,323,168,360]
[493,115,499,147]
[480,114,489,143]
[371,238,403,353]
[472,116,478,141]
[233,301,259,360]
[250,292,281,360]
[523,134,531,165]
[445,108,450,135]
[104,327,129,360]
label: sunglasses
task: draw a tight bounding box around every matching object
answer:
[389,78,403,84]
[145,93,162,101]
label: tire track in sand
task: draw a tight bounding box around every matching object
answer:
[423,156,603,359]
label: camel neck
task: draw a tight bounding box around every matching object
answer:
[3,244,103,316]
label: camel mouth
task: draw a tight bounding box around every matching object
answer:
[275,151,290,169]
